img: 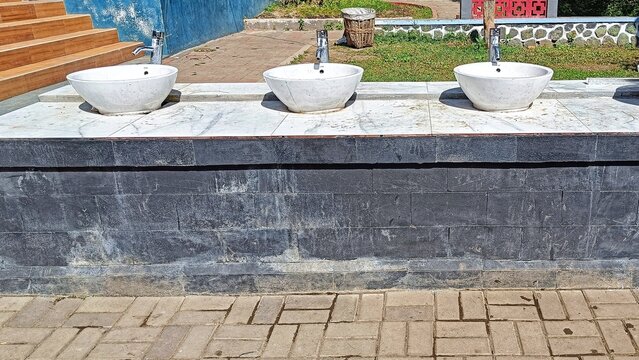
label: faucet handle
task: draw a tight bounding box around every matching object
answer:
[316,29,328,37]
[152,31,165,40]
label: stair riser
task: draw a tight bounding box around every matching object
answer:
[0,44,141,101]
[0,30,119,71]
[0,16,93,46]
[0,2,66,22]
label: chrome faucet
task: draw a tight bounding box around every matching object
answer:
[489,28,501,66]
[315,30,329,65]
[133,31,165,64]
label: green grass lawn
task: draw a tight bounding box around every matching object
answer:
[260,0,433,19]
[296,33,639,81]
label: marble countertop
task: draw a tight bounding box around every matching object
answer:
[1,81,638,139]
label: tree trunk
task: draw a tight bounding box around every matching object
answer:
[483,0,495,47]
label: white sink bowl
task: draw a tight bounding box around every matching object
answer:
[67,64,178,115]
[454,62,553,111]
[263,63,364,113]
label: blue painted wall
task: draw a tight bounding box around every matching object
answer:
[63,0,273,55]
[64,0,164,46]
[161,0,273,54]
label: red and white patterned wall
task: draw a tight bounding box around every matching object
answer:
[471,0,548,18]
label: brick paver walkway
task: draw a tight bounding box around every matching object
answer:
[164,31,342,83]
[1,290,639,359]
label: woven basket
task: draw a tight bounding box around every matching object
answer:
[342,8,375,49]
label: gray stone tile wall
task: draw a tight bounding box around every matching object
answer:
[2,165,639,274]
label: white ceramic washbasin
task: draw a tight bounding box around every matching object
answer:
[67,64,178,115]
[454,62,553,111]
[263,63,364,113]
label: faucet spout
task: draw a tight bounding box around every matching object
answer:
[133,46,153,56]
[132,30,165,64]
[315,29,329,65]
[489,28,501,66]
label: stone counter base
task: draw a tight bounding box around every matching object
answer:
[2,163,639,294]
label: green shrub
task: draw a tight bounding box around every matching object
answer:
[559,0,639,17]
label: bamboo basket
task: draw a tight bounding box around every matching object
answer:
[342,8,376,49]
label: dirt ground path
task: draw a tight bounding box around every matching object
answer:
[392,0,461,18]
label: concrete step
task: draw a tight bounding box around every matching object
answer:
[0,14,93,46]
[0,41,143,100]
[0,28,120,71]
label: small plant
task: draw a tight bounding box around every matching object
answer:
[324,21,344,31]
[298,18,306,30]
[290,51,309,64]
[566,30,577,44]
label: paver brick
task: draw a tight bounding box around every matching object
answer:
[436,291,460,320]
[320,339,377,357]
[486,291,535,305]
[560,290,593,320]
[173,325,216,359]
[597,319,636,354]
[408,322,433,356]
[544,320,599,336]
[114,297,159,328]
[517,322,550,355]
[330,294,358,322]
[285,295,334,309]
[584,290,637,304]
[57,328,105,360]
[290,324,324,358]
[144,325,190,360]
[548,337,606,355]
[63,313,121,327]
[460,291,486,320]
[387,291,434,306]
[0,328,52,344]
[37,298,82,328]
[436,321,487,337]
[535,291,567,320]
[279,310,330,324]
[0,297,32,312]
[0,345,33,360]
[225,296,260,324]
[624,319,639,345]
[325,322,379,338]
[489,305,540,320]
[252,296,284,324]
[6,298,53,328]
[206,339,264,358]
[436,338,491,355]
[170,310,226,325]
[76,297,134,313]
[379,322,406,356]
[0,312,14,326]
[87,343,149,359]
[262,325,296,358]
[214,324,270,339]
[103,327,163,342]
[385,305,434,321]
[490,321,520,355]
[27,327,79,360]
[146,297,183,327]
[358,294,383,321]
[593,304,639,319]
[181,296,235,311]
